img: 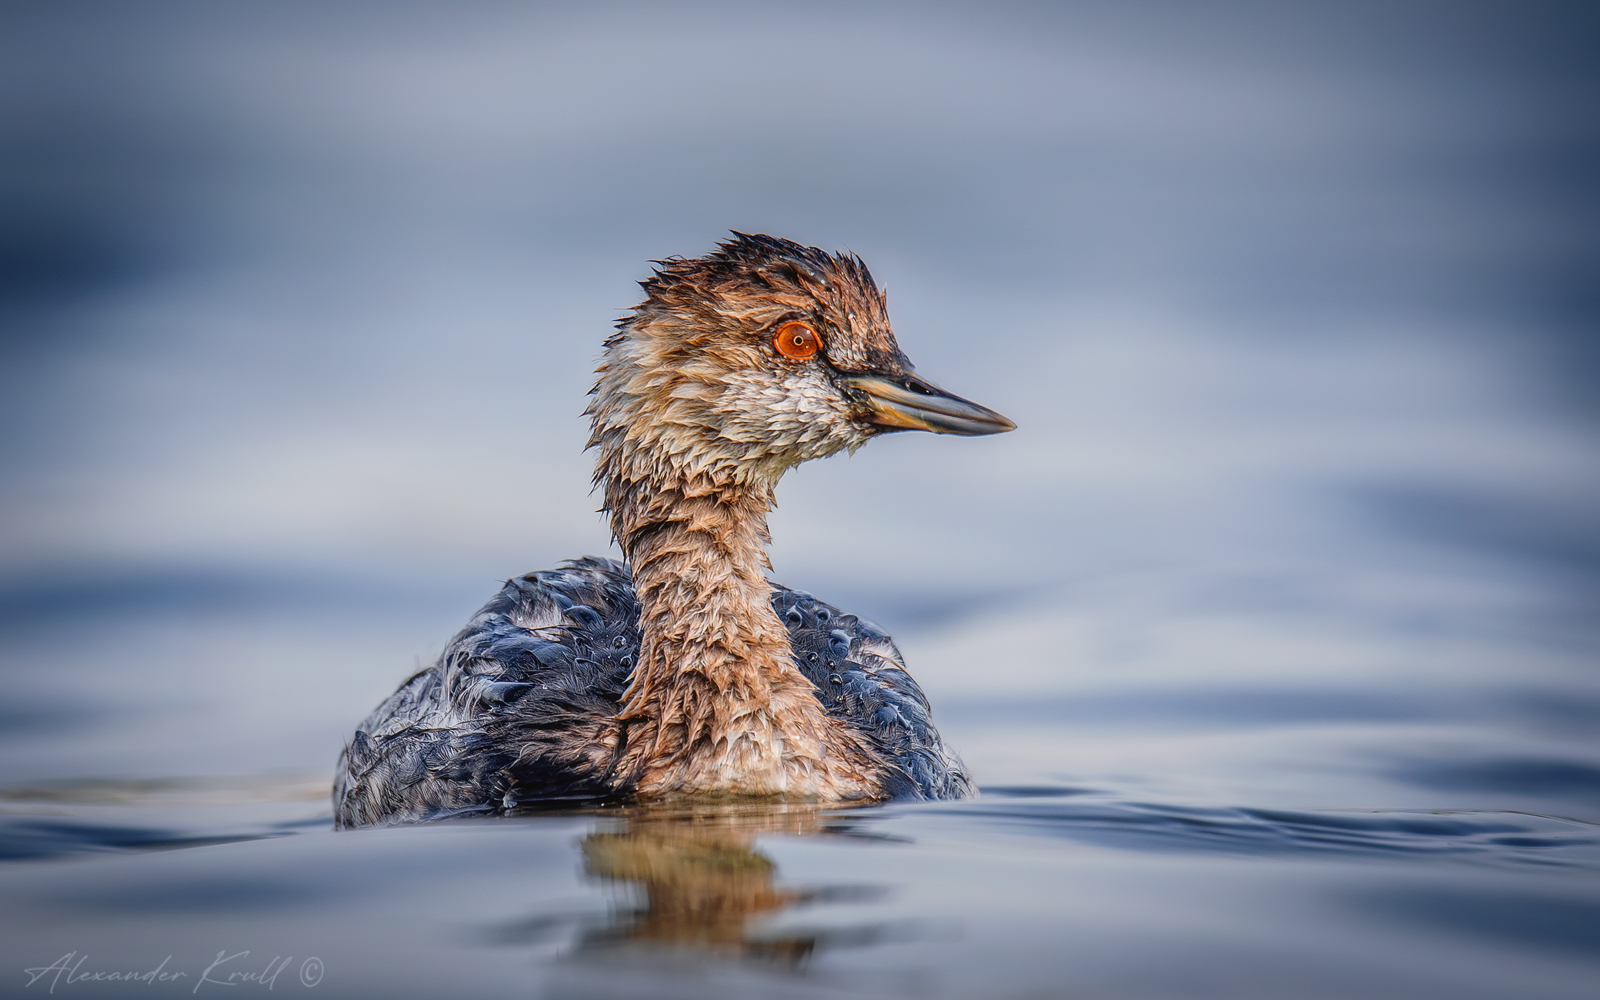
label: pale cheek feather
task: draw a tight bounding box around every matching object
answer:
[710,371,867,464]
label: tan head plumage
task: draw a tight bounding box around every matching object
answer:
[587,232,1012,555]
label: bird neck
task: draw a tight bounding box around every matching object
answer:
[609,469,873,799]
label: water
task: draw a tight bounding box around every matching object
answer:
[2,2,1598,997]
[3,787,1599,998]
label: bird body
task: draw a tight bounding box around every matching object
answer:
[334,235,1013,828]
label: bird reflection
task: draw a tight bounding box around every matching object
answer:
[573,802,882,966]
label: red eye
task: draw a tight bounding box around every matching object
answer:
[773,322,821,360]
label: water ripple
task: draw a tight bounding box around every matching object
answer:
[923,789,1600,868]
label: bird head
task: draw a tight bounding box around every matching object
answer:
[588,233,1015,493]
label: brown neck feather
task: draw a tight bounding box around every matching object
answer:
[607,469,875,799]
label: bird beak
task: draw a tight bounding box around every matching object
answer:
[843,373,1017,436]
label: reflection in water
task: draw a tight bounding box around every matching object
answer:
[582,808,811,962]
[570,804,885,966]
[528,803,896,972]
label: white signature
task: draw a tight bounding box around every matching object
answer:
[22,953,323,993]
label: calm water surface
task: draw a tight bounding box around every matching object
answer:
[2,776,1598,998]
[3,3,1598,997]
[3,597,1598,1000]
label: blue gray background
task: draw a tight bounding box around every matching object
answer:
[1,0,1597,813]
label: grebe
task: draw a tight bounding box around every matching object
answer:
[333,234,1015,827]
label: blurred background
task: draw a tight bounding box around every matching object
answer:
[1,0,1597,814]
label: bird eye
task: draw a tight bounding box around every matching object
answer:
[773,322,821,361]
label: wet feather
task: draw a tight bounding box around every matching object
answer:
[334,234,1006,828]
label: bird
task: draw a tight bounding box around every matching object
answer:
[333,233,1015,828]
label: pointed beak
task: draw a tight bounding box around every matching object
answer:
[843,373,1017,436]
